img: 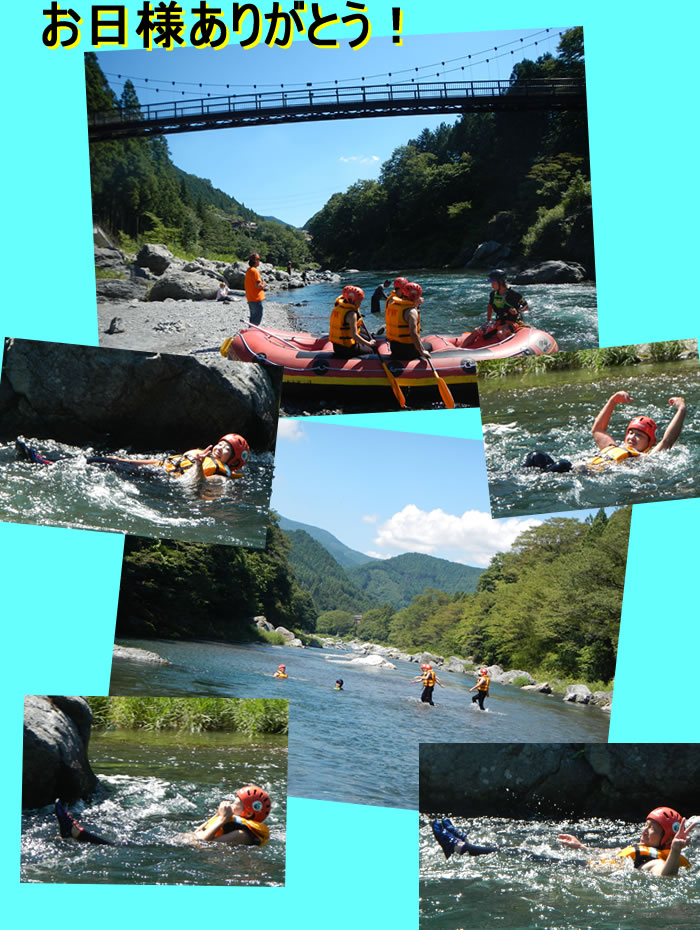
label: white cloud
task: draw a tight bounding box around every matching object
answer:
[276,420,306,442]
[362,514,379,524]
[339,155,380,165]
[373,504,542,567]
[364,550,393,560]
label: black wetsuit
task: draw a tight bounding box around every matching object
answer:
[371,285,387,314]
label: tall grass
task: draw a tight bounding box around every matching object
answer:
[87,697,288,735]
[478,345,640,379]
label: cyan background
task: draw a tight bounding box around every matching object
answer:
[2,2,697,925]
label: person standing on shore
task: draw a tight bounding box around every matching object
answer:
[245,253,265,325]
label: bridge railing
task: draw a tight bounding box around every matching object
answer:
[88,78,585,128]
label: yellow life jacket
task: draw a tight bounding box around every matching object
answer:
[477,675,490,692]
[386,296,420,344]
[610,844,690,870]
[329,298,363,347]
[274,671,288,679]
[585,444,648,471]
[164,451,234,479]
[422,670,436,686]
[202,814,270,847]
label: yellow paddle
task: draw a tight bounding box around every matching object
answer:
[426,357,455,409]
[381,361,406,408]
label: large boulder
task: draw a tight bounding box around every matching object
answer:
[136,243,173,275]
[512,261,588,284]
[94,247,128,272]
[349,654,396,670]
[112,645,171,664]
[466,240,512,268]
[148,270,220,301]
[96,279,147,301]
[419,743,700,819]
[563,684,592,704]
[23,696,98,809]
[0,338,281,451]
[501,669,535,685]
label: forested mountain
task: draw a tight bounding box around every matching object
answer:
[308,28,592,270]
[347,552,483,608]
[86,53,312,265]
[278,515,376,568]
[284,530,378,613]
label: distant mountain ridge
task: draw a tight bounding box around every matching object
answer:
[279,515,483,612]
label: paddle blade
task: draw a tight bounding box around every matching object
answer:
[436,375,455,409]
[381,362,406,408]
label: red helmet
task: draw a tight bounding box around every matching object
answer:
[278,664,286,669]
[393,277,408,293]
[403,282,423,301]
[425,664,432,670]
[626,416,657,447]
[237,785,271,823]
[420,664,428,670]
[480,667,488,675]
[647,807,683,848]
[341,285,364,306]
[218,434,250,469]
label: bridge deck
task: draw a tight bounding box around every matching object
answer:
[88,79,587,142]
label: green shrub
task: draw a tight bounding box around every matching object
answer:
[86,696,288,734]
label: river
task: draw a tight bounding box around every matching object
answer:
[20,729,287,886]
[110,639,610,810]
[480,360,700,517]
[419,815,699,930]
[0,440,275,547]
[290,271,598,351]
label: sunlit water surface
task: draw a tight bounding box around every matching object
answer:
[21,729,287,886]
[419,815,699,930]
[480,361,700,517]
[0,440,274,546]
[111,640,609,809]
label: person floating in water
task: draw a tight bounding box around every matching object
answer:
[523,393,687,473]
[411,664,443,705]
[334,679,344,691]
[431,806,694,876]
[273,664,288,679]
[469,667,490,710]
[329,285,377,358]
[462,270,528,348]
[54,785,271,847]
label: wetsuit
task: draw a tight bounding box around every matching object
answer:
[370,285,387,314]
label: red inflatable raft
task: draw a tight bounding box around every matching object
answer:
[221,324,557,402]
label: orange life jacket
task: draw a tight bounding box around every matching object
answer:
[329,298,363,347]
[386,296,420,344]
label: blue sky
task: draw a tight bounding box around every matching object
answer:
[271,419,607,565]
[95,26,571,226]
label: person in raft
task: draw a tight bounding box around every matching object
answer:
[273,664,288,678]
[462,269,528,347]
[410,664,443,705]
[524,394,688,474]
[329,285,377,358]
[385,280,430,360]
[469,666,490,710]
[431,806,694,876]
[245,252,265,325]
[89,433,250,480]
[54,785,272,848]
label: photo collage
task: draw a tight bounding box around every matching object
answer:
[6,7,698,930]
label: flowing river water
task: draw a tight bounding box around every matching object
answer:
[419,815,700,930]
[480,360,700,517]
[110,640,609,810]
[0,441,275,546]
[290,271,598,352]
[21,729,287,886]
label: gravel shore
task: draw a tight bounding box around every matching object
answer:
[96,290,299,357]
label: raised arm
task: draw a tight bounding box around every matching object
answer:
[592,391,632,450]
[652,397,687,452]
[655,818,694,876]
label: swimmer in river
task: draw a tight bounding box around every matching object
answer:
[273,664,288,679]
[334,679,344,691]
[523,393,688,473]
[431,806,695,876]
[410,664,444,706]
[54,785,271,848]
[469,667,490,710]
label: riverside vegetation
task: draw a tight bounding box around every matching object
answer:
[87,696,288,735]
[117,510,630,691]
[87,28,591,274]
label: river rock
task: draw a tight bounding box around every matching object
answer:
[148,270,220,301]
[97,280,147,301]
[466,240,512,268]
[112,645,171,664]
[483,664,505,682]
[419,743,700,819]
[349,654,396,670]
[274,626,303,647]
[501,669,535,685]
[563,684,592,703]
[415,651,444,667]
[0,338,281,451]
[95,247,128,272]
[255,616,275,632]
[445,657,467,674]
[23,695,98,809]
[521,681,553,694]
[136,243,173,275]
[512,261,587,284]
